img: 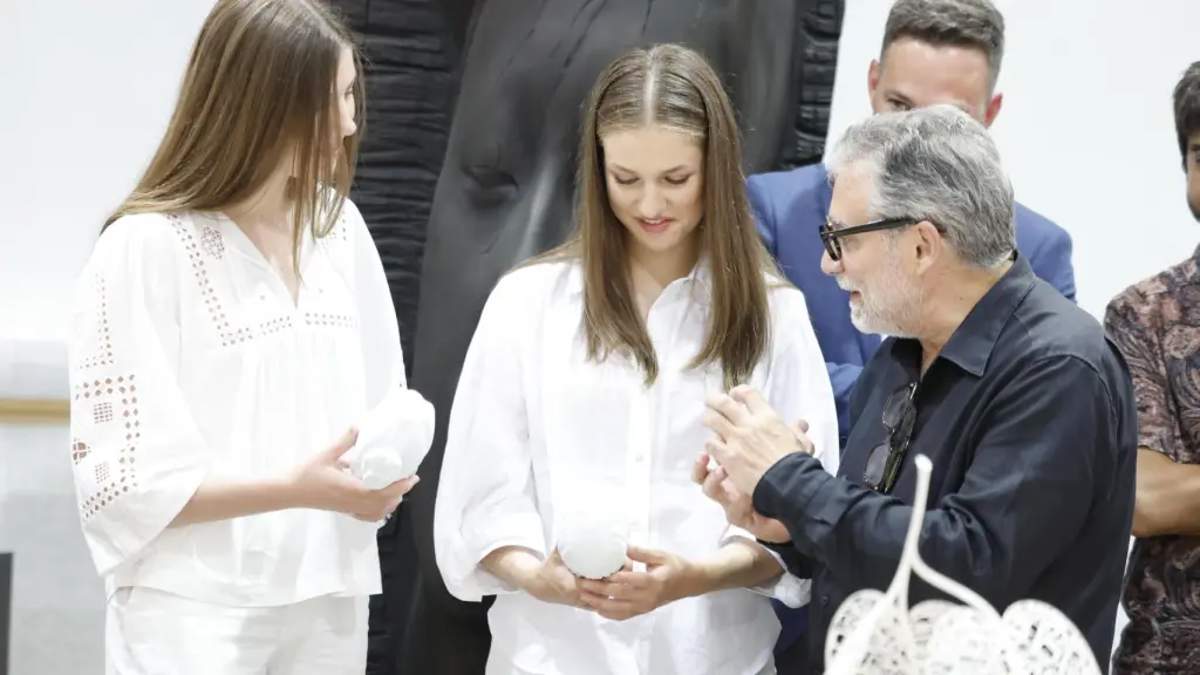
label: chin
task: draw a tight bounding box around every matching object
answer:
[628,228,680,253]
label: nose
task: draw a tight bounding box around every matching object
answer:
[820,248,842,277]
[637,185,667,219]
[342,116,358,139]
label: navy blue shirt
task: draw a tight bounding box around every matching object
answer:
[747,163,1076,445]
[753,256,1136,674]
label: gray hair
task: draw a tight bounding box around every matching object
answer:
[826,104,1015,268]
[883,0,1005,90]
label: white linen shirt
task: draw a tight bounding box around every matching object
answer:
[68,199,421,606]
[434,259,839,675]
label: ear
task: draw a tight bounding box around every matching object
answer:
[983,92,1003,128]
[868,59,882,98]
[912,220,945,274]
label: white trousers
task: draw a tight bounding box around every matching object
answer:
[105,587,367,675]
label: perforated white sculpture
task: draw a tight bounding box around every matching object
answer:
[824,455,1100,675]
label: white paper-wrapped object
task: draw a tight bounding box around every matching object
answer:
[350,388,435,490]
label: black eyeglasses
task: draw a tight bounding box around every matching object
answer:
[819,217,918,261]
[863,382,918,494]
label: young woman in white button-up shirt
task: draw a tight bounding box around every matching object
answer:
[433,44,840,675]
[68,2,431,672]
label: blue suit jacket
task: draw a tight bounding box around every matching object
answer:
[748,163,1076,445]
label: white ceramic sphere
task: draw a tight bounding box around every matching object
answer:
[558,517,627,579]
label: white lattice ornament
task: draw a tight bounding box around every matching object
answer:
[823,455,1101,675]
[826,589,914,674]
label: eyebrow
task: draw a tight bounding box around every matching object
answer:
[608,163,691,175]
[827,217,849,231]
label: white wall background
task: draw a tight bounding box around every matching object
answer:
[0,0,217,399]
[827,0,1200,320]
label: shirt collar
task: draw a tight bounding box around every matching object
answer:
[891,253,1036,378]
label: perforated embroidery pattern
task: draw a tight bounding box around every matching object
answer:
[76,374,140,521]
[331,212,350,242]
[92,401,113,424]
[170,214,301,347]
[71,439,90,464]
[258,315,294,336]
[304,312,356,329]
[316,213,351,262]
[79,275,114,369]
[170,214,256,348]
[200,225,226,260]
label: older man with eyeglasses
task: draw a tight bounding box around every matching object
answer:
[696,105,1136,674]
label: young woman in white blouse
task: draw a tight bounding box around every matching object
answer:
[68,1,430,672]
[433,44,839,675]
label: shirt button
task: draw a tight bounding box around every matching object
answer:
[820,594,831,607]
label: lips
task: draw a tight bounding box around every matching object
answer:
[638,217,673,233]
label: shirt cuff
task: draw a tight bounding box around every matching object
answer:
[720,527,811,608]
[752,452,828,522]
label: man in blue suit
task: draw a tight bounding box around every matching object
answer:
[750,0,1074,447]
[748,1,1075,670]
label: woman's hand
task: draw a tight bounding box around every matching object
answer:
[576,546,698,621]
[523,550,589,608]
[482,547,589,608]
[288,428,420,521]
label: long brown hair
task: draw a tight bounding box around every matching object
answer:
[104,0,364,269]
[542,43,775,389]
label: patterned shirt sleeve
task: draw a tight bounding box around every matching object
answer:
[1104,286,1181,460]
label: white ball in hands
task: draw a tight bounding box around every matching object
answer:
[558,513,627,580]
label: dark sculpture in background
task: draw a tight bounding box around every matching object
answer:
[335,1,844,673]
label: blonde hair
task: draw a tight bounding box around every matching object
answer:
[105,0,364,270]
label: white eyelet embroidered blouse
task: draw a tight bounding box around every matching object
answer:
[68,199,418,606]
[433,259,840,675]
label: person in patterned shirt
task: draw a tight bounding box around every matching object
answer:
[1104,60,1200,674]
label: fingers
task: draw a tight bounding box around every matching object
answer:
[730,385,772,416]
[704,438,732,466]
[578,590,635,619]
[625,545,667,566]
[374,475,420,501]
[324,427,359,461]
[700,465,730,503]
[691,453,710,485]
[605,570,651,588]
[701,409,738,442]
[705,392,750,427]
